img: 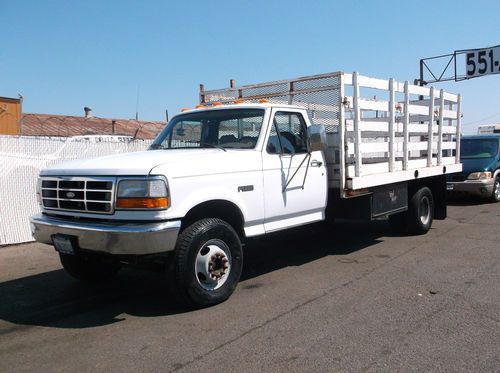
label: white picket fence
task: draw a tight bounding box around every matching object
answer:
[0,135,153,245]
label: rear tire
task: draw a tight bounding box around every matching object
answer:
[490,177,500,202]
[407,187,434,235]
[171,218,243,308]
[59,253,121,281]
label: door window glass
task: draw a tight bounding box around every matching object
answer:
[267,112,308,154]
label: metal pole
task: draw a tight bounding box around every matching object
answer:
[419,59,425,86]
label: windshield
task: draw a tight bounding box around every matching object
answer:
[150,109,265,150]
[461,138,499,159]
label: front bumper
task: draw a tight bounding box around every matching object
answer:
[447,178,495,197]
[30,214,181,255]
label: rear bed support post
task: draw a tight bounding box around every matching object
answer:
[427,87,435,167]
[437,89,444,165]
[353,72,362,177]
[389,78,395,172]
[339,73,346,193]
[403,81,410,170]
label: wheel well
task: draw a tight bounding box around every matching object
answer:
[182,200,245,238]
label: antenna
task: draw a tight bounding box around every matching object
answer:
[135,85,140,120]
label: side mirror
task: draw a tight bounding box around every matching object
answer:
[307,124,327,152]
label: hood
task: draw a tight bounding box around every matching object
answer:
[460,157,497,175]
[40,149,260,177]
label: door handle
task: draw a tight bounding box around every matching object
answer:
[310,160,323,167]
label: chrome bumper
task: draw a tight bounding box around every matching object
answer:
[30,214,181,255]
[447,178,495,197]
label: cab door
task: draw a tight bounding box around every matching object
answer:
[262,109,327,232]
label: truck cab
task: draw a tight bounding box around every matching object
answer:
[447,134,500,201]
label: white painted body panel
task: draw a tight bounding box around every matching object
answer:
[261,107,328,232]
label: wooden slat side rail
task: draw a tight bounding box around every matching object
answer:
[344,122,456,135]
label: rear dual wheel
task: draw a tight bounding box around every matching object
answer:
[389,187,434,235]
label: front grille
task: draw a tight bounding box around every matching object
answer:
[41,177,115,214]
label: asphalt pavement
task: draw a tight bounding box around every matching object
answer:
[0,200,499,372]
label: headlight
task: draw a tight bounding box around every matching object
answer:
[467,171,492,180]
[116,179,169,209]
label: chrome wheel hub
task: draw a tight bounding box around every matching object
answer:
[420,196,430,226]
[195,240,231,291]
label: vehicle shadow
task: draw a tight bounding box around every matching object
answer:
[447,194,493,206]
[0,219,386,330]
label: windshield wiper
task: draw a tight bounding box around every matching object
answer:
[200,143,227,152]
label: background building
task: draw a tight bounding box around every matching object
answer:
[0,96,22,135]
[0,100,164,139]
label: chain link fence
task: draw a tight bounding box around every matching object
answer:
[0,135,155,245]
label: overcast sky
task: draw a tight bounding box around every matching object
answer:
[2,0,500,133]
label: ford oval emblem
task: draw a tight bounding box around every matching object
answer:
[66,191,76,199]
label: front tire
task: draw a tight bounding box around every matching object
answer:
[171,218,243,308]
[59,253,121,281]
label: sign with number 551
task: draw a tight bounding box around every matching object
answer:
[466,46,500,78]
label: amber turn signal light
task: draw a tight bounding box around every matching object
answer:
[116,197,169,209]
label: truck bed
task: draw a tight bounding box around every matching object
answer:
[200,71,462,193]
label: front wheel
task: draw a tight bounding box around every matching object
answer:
[59,253,121,281]
[490,177,500,202]
[171,218,243,308]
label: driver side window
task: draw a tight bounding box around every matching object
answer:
[267,112,308,154]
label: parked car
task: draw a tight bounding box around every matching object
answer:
[447,134,500,202]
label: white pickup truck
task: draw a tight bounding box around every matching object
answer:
[30,72,462,307]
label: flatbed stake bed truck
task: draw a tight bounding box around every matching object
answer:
[30,72,462,307]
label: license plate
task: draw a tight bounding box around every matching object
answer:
[446,183,454,191]
[52,235,76,255]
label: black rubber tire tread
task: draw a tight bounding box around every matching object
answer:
[407,187,434,235]
[388,211,408,234]
[59,253,121,281]
[490,177,500,202]
[172,218,243,308]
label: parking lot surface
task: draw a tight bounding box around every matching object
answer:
[0,201,499,372]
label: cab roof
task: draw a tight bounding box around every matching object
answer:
[179,102,306,114]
